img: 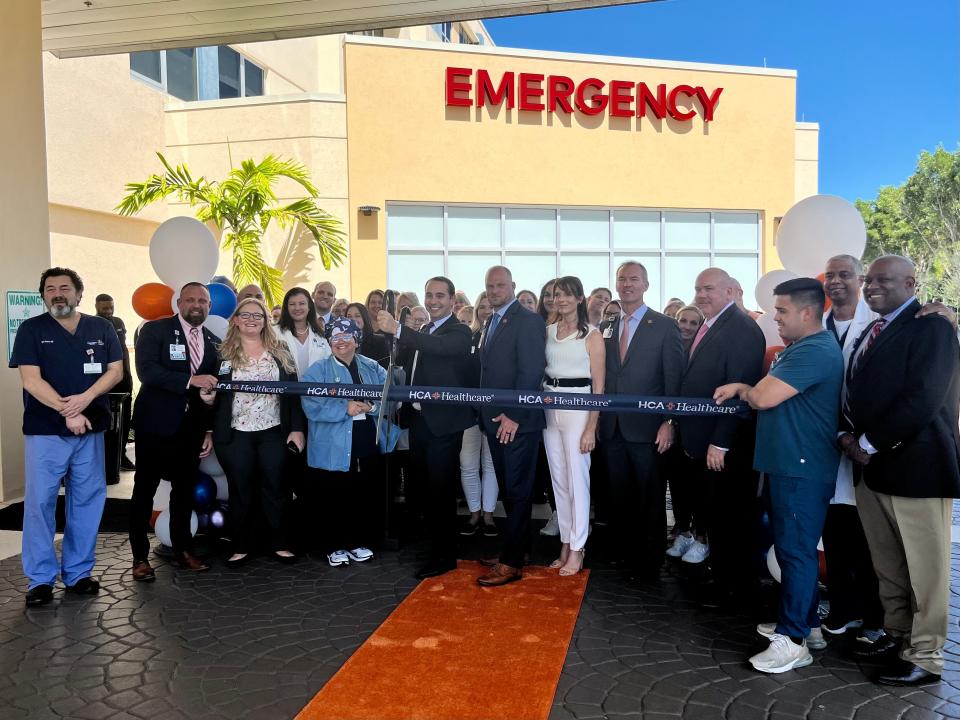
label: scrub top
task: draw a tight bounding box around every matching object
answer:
[753,330,844,481]
[10,313,123,436]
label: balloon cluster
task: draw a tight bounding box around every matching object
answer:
[753,195,867,369]
[150,449,231,547]
[131,217,237,337]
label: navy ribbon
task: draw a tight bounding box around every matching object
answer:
[214,381,749,418]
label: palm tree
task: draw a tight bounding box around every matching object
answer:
[117,152,346,306]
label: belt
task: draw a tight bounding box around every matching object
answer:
[543,376,591,388]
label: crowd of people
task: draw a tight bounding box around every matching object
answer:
[11,254,960,686]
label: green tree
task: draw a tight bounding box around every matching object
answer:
[857,146,960,306]
[116,153,346,306]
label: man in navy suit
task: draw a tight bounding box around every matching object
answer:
[128,282,221,580]
[476,266,547,587]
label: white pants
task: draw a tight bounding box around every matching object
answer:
[460,424,498,513]
[542,386,592,551]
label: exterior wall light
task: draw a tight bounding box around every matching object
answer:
[359,205,381,216]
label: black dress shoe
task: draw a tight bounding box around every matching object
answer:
[415,559,457,580]
[853,631,900,660]
[64,577,100,595]
[876,660,941,686]
[120,456,137,471]
[25,584,54,607]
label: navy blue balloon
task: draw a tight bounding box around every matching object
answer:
[194,473,217,511]
[207,282,237,319]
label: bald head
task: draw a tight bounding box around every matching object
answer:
[237,284,264,302]
[313,281,336,314]
[863,255,917,315]
[485,265,516,311]
[694,268,735,320]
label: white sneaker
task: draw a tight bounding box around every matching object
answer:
[749,634,813,673]
[757,623,826,650]
[327,550,350,567]
[539,511,560,537]
[681,540,709,564]
[666,534,695,558]
[346,547,374,562]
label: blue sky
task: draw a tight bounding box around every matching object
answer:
[484,0,959,203]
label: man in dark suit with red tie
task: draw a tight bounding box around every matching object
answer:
[599,261,685,577]
[378,277,474,580]
[128,282,221,580]
[840,255,960,687]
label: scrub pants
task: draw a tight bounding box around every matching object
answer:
[768,474,834,639]
[23,433,106,590]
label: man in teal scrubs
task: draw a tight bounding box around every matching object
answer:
[715,277,843,673]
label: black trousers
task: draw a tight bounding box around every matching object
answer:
[408,413,463,563]
[604,429,664,572]
[312,454,385,554]
[485,429,540,569]
[215,426,290,554]
[589,443,610,525]
[822,503,884,628]
[129,422,204,560]
[667,446,696,535]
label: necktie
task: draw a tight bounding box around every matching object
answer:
[619,315,631,362]
[484,312,501,347]
[422,322,434,335]
[851,318,886,376]
[188,327,202,375]
[689,322,709,357]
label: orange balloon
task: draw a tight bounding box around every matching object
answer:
[150,510,161,529]
[132,283,174,320]
[816,272,832,312]
[763,345,785,374]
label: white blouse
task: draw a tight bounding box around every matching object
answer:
[545,323,596,380]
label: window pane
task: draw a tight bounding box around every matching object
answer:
[504,208,556,249]
[714,213,759,251]
[448,252,501,301]
[559,209,608,249]
[714,255,760,310]
[558,254,609,297]
[166,48,197,101]
[244,61,264,96]
[504,253,556,296]
[664,211,710,250]
[448,206,500,249]
[663,255,709,308]
[130,51,161,83]
[613,210,660,249]
[614,254,661,312]
[387,205,443,249]
[218,46,241,99]
[388,253,444,295]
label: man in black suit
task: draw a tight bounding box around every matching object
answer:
[599,261,685,576]
[129,282,221,580]
[678,268,765,600]
[378,276,474,580]
[95,293,136,473]
[476,266,547,587]
[840,255,960,687]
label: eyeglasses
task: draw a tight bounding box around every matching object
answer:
[330,333,356,344]
[237,312,265,321]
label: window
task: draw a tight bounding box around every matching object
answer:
[130,46,265,101]
[386,204,762,312]
[351,29,384,37]
[432,22,452,42]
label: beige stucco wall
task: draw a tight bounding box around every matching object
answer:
[794,121,820,203]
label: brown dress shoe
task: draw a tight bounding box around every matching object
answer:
[477,563,522,587]
[132,560,156,582]
[174,551,210,572]
[479,555,500,567]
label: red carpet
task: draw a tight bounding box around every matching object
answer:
[296,561,589,720]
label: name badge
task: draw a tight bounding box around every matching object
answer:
[602,327,613,339]
[219,361,232,375]
[83,362,102,374]
[170,344,187,361]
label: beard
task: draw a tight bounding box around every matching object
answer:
[48,298,77,319]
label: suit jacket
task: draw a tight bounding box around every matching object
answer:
[479,300,547,435]
[132,315,221,437]
[599,308,685,443]
[211,355,306,444]
[842,299,960,498]
[678,304,765,459]
[396,317,475,437]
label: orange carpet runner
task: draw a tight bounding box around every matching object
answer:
[296,560,589,720]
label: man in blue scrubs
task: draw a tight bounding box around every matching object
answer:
[10,267,123,607]
[715,277,844,673]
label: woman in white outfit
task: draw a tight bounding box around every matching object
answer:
[543,276,605,576]
[276,287,331,379]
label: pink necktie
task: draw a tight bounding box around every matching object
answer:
[689,322,709,356]
[188,327,202,375]
[619,316,631,362]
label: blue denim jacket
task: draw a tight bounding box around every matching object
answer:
[300,354,400,471]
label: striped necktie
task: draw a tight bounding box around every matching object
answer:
[188,327,202,375]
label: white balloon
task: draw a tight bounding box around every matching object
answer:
[776,195,866,277]
[766,545,781,583]
[154,509,199,547]
[150,217,219,291]
[203,314,229,339]
[754,269,797,313]
[756,313,783,348]
[170,289,180,316]
[212,473,229,501]
[199,451,223,477]
[152,479,172,512]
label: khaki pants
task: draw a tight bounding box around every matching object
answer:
[855,483,951,673]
